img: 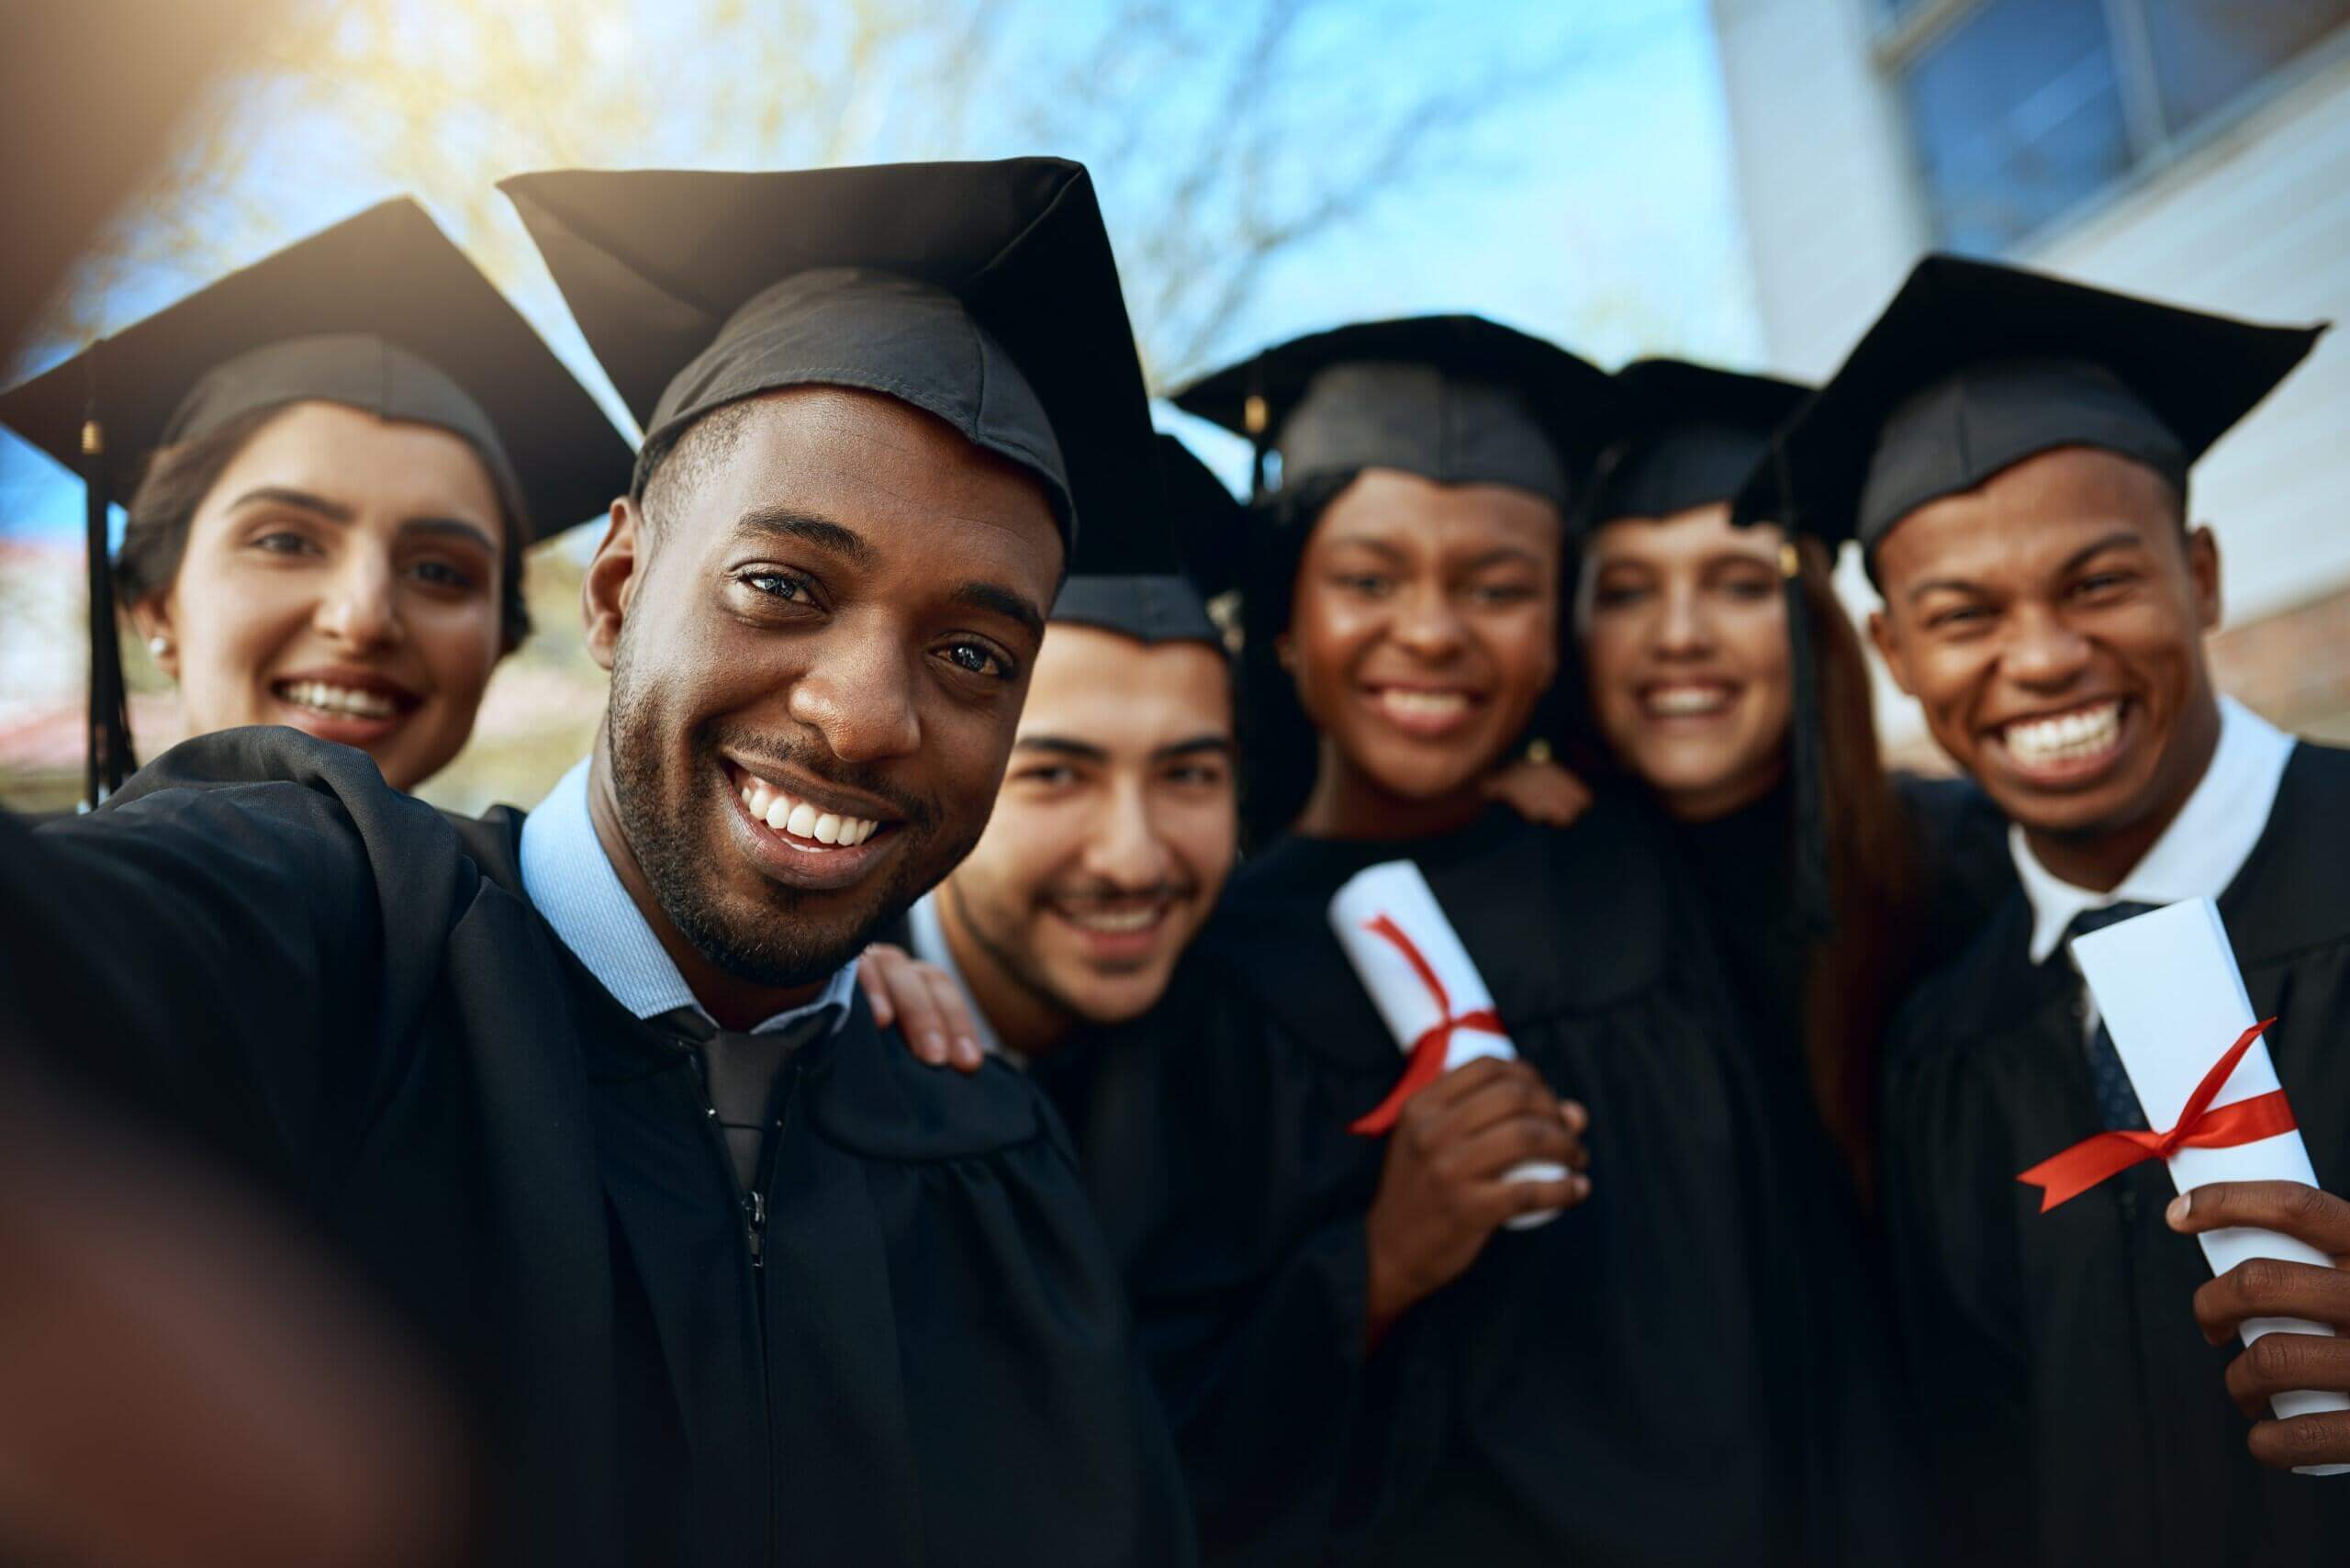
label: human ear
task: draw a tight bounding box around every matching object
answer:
[582,496,642,673]
[127,596,180,680]
[2184,523,2222,633]
[1868,607,1917,699]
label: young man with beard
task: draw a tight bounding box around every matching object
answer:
[0,159,1191,1568]
[1740,254,2348,1567]
[875,570,1237,1064]
[857,440,1240,1072]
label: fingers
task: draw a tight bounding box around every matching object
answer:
[1443,1107,1586,1185]
[2222,1332,2350,1418]
[2195,1257,2350,1346]
[1417,1061,1561,1145]
[918,964,986,1073]
[1483,1169,1590,1222]
[2170,1182,2350,1259]
[2247,1407,2350,1472]
[860,945,957,1067]
[856,946,902,1029]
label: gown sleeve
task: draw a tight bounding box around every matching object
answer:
[0,728,453,1188]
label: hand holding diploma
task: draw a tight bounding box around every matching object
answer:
[2049,898,2350,1475]
[2172,1182,2350,1473]
[1331,861,1592,1346]
[1362,1058,1591,1346]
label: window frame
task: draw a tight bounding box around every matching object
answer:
[1869,0,2350,255]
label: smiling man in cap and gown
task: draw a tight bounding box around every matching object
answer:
[0,158,1192,1568]
[1741,253,2350,1567]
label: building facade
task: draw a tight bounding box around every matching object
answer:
[1709,0,2350,751]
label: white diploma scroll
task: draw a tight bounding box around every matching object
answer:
[1330,859,1563,1230]
[2071,896,2350,1474]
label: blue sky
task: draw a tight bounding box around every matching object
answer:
[0,0,1761,538]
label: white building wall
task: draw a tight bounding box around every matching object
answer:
[1708,0,2350,747]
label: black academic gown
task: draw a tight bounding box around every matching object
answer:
[1882,741,2350,1568]
[1039,798,1926,1567]
[0,728,1192,1568]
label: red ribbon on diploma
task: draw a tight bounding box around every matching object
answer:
[1348,913,1505,1136]
[2016,1018,2291,1213]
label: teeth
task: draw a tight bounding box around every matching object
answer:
[2004,701,2122,766]
[277,680,399,719]
[1377,689,1471,720]
[1065,905,1162,933]
[737,771,879,847]
[1646,685,1731,717]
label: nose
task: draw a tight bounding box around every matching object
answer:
[314,549,404,652]
[785,612,923,764]
[2000,604,2094,691]
[1652,579,1713,659]
[1389,578,1467,662]
[1080,776,1173,891]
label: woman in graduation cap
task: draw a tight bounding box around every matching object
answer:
[1080,317,1924,1566]
[0,198,632,805]
[1550,357,2009,1194]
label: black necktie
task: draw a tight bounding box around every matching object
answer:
[662,1006,835,1192]
[2065,901,2159,1132]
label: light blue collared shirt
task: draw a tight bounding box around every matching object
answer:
[520,757,856,1036]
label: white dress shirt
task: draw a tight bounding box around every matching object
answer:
[2013,696,2297,967]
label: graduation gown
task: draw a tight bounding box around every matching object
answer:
[1037,798,1926,1566]
[0,728,1192,1568]
[1882,741,2350,1568]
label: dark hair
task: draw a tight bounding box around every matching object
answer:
[1789,535,1923,1199]
[1230,469,1363,846]
[116,401,532,648]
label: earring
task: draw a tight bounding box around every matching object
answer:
[147,633,172,658]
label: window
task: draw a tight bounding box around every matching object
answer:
[1884,0,2350,252]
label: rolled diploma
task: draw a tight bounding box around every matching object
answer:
[2071,896,2350,1474]
[1330,859,1562,1230]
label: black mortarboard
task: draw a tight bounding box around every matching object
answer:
[1580,358,1810,530]
[0,197,632,807]
[1,0,280,361]
[1732,253,2328,552]
[500,159,1160,570]
[1173,315,1611,507]
[1044,436,1230,649]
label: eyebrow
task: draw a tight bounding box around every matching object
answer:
[1459,546,1543,571]
[953,579,1046,641]
[1013,733,1237,764]
[1904,529,2148,603]
[732,506,876,563]
[226,485,352,522]
[228,487,497,552]
[1013,735,1109,763]
[1152,734,1237,761]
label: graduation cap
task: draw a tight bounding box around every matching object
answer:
[0,197,634,808]
[1580,358,1810,531]
[499,158,1162,573]
[1173,315,1612,507]
[1047,434,1235,649]
[1580,358,1839,933]
[1731,253,2328,554]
